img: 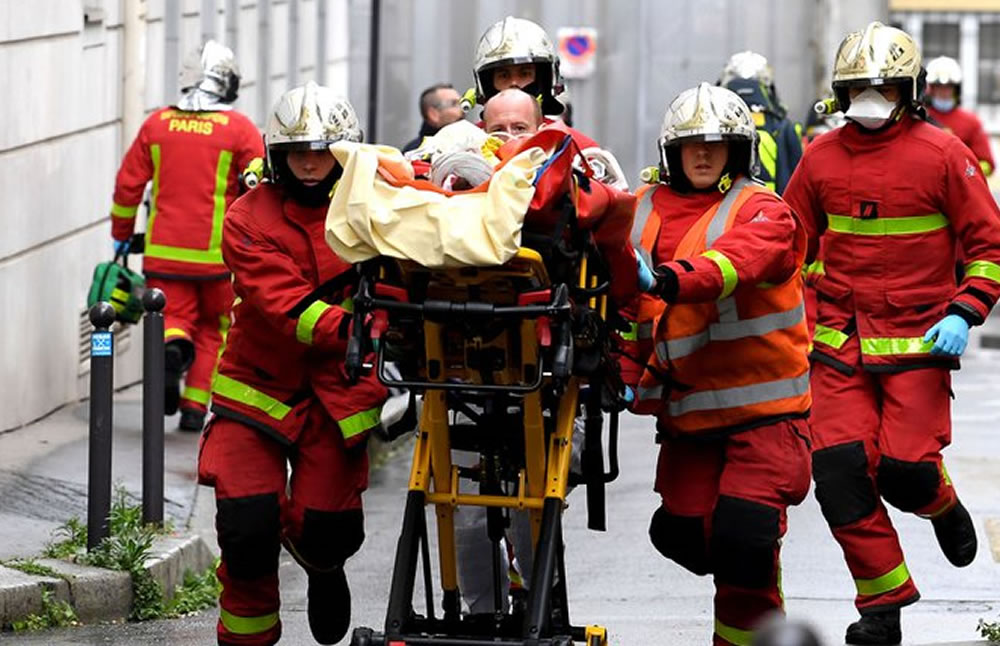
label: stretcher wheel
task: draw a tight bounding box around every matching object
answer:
[350,626,375,646]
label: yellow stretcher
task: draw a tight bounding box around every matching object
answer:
[346,238,624,646]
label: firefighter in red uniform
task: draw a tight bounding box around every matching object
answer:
[450,16,638,616]
[629,82,812,646]
[197,82,386,646]
[925,55,995,177]
[110,40,263,431]
[471,16,630,191]
[783,23,1000,645]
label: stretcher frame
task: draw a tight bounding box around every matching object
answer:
[347,241,621,646]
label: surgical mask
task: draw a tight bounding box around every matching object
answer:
[845,88,899,130]
[930,96,956,112]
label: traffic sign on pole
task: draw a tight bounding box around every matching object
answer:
[557,27,598,79]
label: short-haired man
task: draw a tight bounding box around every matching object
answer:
[482,88,543,141]
[402,83,464,152]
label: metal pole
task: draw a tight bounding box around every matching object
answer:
[142,289,167,526]
[87,303,117,551]
[366,0,381,143]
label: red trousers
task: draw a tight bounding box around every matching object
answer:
[198,405,369,645]
[811,337,954,613]
[652,418,812,645]
[146,276,233,413]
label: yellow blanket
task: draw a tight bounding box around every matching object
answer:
[325,142,547,268]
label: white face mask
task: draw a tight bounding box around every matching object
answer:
[845,87,899,130]
[930,96,956,112]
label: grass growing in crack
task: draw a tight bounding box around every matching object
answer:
[42,517,87,559]
[22,485,219,625]
[980,617,1000,642]
[164,564,221,617]
[11,588,78,631]
[38,485,171,622]
[2,558,61,579]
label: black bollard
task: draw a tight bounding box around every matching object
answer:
[142,288,167,526]
[87,302,117,551]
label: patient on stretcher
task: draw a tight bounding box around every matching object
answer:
[409,89,543,190]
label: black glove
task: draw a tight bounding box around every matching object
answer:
[651,264,679,302]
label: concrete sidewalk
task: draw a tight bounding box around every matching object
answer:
[0,383,214,626]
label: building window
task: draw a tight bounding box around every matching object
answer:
[923,21,960,59]
[979,22,1000,104]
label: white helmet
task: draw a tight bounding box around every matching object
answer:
[473,16,564,114]
[265,81,361,181]
[719,51,774,88]
[926,56,963,86]
[179,40,240,103]
[658,83,759,189]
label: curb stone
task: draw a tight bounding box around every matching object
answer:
[0,533,214,628]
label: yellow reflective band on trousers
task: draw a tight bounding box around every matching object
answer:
[296,301,332,345]
[715,618,754,646]
[144,148,232,265]
[702,249,738,299]
[965,260,1000,284]
[182,386,211,405]
[619,321,638,342]
[855,562,911,596]
[827,213,949,236]
[814,324,849,350]
[338,406,381,439]
[860,336,934,356]
[111,202,139,219]
[212,374,291,421]
[219,607,279,636]
[165,327,189,341]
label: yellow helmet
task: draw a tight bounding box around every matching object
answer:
[833,21,922,104]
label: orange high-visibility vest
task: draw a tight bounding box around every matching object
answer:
[635,179,811,434]
[630,184,667,359]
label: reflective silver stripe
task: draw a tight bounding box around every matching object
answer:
[637,384,664,401]
[630,186,658,268]
[665,302,806,360]
[705,177,750,247]
[707,178,750,323]
[717,297,739,322]
[655,340,668,363]
[668,372,810,416]
[638,320,655,340]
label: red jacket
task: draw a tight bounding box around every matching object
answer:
[927,105,995,175]
[210,184,386,446]
[111,106,263,278]
[783,114,1000,371]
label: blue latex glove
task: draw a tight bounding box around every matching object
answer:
[923,314,970,356]
[637,254,655,292]
[113,239,130,256]
[623,386,635,403]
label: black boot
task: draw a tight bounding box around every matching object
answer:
[178,408,205,432]
[307,567,351,645]
[164,342,185,416]
[845,608,901,645]
[932,500,978,567]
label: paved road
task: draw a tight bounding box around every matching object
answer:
[5,354,1000,645]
